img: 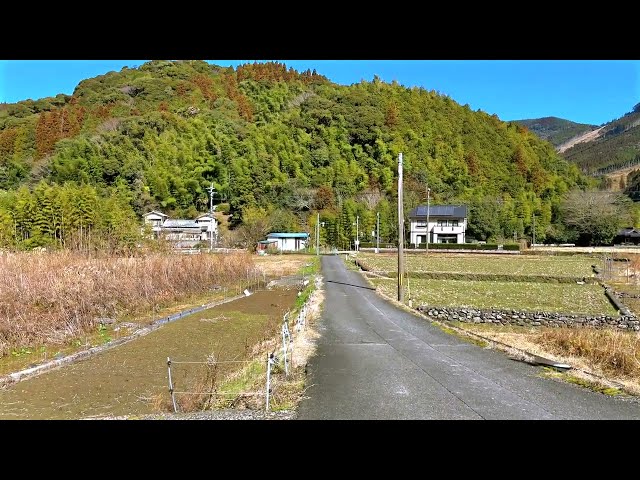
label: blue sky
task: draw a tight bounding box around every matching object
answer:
[1,60,638,125]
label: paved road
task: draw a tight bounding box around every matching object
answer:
[297,256,640,419]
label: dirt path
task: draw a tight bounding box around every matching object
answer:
[557,126,604,153]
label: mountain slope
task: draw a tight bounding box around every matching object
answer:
[0,60,585,249]
[514,117,597,147]
[561,105,640,176]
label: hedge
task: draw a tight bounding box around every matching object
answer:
[358,242,519,251]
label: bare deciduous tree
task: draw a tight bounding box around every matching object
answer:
[560,190,632,245]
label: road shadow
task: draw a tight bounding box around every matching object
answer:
[325,280,376,291]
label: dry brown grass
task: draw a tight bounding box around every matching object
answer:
[459,323,640,394]
[534,328,640,379]
[253,255,311,278]
[0,251,258,356]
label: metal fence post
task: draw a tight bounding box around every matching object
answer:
[167,357,178,413]
[282,322,288,376]
[266,353,273,411]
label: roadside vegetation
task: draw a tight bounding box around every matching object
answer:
[459,322,640,395]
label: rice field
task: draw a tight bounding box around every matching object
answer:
[358,252,598,278]
[371,277,617,316]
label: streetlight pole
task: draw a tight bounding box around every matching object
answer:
[316,213,325,255]
[426,186,430,255]
[352,215,360,252]
[398,153,404,302]
[376,211,380,254]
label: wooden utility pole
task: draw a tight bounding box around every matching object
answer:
[398,153,404,302]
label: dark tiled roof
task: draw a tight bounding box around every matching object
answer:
[409,205,467,218]
[617,227,640,237]
[163,219,200,229]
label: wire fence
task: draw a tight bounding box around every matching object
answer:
[165,283,315,413]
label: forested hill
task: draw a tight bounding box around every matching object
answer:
[561,104,640,177]
[0,60,586,250]
[514,117,597,147]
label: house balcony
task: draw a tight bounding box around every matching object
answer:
[433,226,464,234]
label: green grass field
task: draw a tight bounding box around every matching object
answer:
[358,253,598,277]
[371,278,617,315]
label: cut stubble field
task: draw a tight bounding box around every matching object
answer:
[360,252,614,315]
[358,252,598,277]
[372,278,617,315]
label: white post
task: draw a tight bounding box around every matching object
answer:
[316,212,319,256]
[282,322,288,376]
[167,357,177,413]
[356,215,359,251]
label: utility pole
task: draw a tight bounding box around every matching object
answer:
[426,186,431,255]
[398,153,404,302]
[207,183,215,251]
[532,214,536,249]
[316,212,320,256]
[376,211,380,254]
[356,215,359,251]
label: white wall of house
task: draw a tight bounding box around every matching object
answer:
[195,215,218,241]
[143,212,167,235]
[267,237,307,251]
[409,217,466,245]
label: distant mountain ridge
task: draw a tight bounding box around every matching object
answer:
[516,105,640,184]
[514,117,597,148]
[561,104,640,176]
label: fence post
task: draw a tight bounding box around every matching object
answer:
[282,322,288,376]
[167,357,178,413]
[266,353,273,411]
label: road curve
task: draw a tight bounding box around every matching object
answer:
[297,256,640,420]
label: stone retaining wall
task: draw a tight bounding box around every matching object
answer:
[416,305,640,331]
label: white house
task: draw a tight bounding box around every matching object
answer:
[264,233,309,252]
[143,211,218,248]
[408,205,467,245]
[143,210,168,236]
[195,214,217,241]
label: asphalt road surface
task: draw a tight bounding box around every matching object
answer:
[297,256,640,420]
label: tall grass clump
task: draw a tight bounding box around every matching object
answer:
[0,251,258,356]
[534,328,640,378]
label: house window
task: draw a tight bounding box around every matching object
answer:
[417,220,428,227]
[451,220,458,227]
[437,220,446,226]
